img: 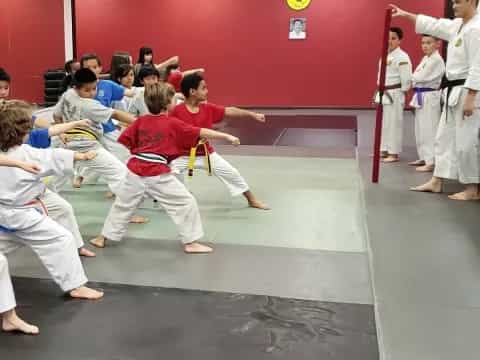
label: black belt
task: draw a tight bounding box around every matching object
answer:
[441,78,466,121]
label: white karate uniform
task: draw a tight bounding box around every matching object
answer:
[170,152,249,197]
[0,145,88,292]
[101,171,204,244]
[409,51,445,165]
[377,47,413,154]
[49,89,127,194]
[416,14,480,183]
[128,88,150,116]
[0,253,16,313]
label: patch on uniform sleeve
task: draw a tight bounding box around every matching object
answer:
[399,61,409,66]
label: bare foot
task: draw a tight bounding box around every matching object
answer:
[89,235,106,248]
[408,160,425,166]
[382,156,399,163]
[104,191,115,199]
[78,247,96,257]
[448,191,480,201]
[248,201,271,210]
[2,310,39,335]
[129,215,149,224]
[410,179,442,193]
[72,176,84,188]
[416,164,434,173]
[184,242,213,254]
[70,286,104,300]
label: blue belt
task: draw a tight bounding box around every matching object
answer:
[414,87,437,106]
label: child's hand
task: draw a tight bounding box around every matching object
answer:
[59,134,69,144]
[254,113,266,123]
[226,135,241,146]
[20,162,41,175]
[74,151,97,161]
[76,119,92,128]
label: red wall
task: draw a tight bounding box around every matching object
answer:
[0,0,65,103]
[76,0,444,107]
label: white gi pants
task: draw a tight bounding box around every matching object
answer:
[381,89,405,155]
[50,147,127,194]
[80,129,130,184]
[0,206,88,292]
[102,171,204,244]
[414,91,442,165]
[0,253,16,313]
[41,189,84,249]
[170,152,249,197]
[434,88,480,184]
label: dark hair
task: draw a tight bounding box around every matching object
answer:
[144,83,175,115]
[80,53,102,67]
[163,64,180,81]
[0,68,11,83]
[64,59,77,74]
[390,27,404,40]
[0,100,33,151]
[138,65,160,83]
[110,52,131,79]
[181,73,204,98]
[114,64,134,84]
[73,68,98,87]
[137,47,153,64]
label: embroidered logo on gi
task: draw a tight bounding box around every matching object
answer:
[98,89,105,98]
[387,59,392,66]
[286,0,311,11]
[455,38,463,47]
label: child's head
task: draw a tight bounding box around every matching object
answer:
[421,35,440,56]
[114,64,135,88]
[389,27,403,52]
[0,100,33,151]
[181,73,208,101]
[80,53,103,78]
[138,65,160,86]
[137,47,153,65]
[73,68,98,99]
[65,59,80,74]
[144,83,175,115]
[110,52,132,80]
[0,68,11,99]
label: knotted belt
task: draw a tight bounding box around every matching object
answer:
[188,138,212,178]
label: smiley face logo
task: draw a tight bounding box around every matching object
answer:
[286,0,312,11]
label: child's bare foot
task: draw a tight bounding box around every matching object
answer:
[408,160,425,166]
[69,286,104,300]
[2,310,39,335]
[184,242,213,254]
[89,235,106,248]
[410,178,442,193]
[78,247,96,257]
[129,215,149,224]
[448,185,480,201]
[72,176,84,188]
[248,200,270,210]
[104,191,115,199]
[416,164,434,172]
[382,155,399,163]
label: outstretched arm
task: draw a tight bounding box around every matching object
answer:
[225,107,266,123]
[199,128,240,145]
[0,155,41,174]
[390,4,417,23]
[48,119,92,137]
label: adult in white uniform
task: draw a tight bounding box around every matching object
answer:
[376,27,413,163]
[393,1,480,200]
[408,35,445,172]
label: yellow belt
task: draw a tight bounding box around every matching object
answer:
[188,138,212,178]
[65,127,98,141]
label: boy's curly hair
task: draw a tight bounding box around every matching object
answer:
[0,99,33,152]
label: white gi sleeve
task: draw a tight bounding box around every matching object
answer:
[415,15,459,41]
[23,146,75,178]
[464,27,480,91]
[413,56,445,84]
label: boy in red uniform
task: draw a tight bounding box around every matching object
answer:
[90,83,241,253]
[170,73,269,210]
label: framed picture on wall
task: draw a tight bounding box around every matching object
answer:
[289,18,306,40]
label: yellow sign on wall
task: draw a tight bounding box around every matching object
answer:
[286,0,311,11]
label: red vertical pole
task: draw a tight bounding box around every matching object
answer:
[372,8,393,183]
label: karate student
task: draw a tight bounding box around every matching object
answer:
[170,73,270,210]
[1,253,39,335]
[0,99,97,257]
[375,27,413,163]
[74,54,133,189]
[128,65,161,116]
[89,83,241,253]
[0,68,11,99]
[408,35,445,172]
[0,103,103,300]
[392,1,480,200]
